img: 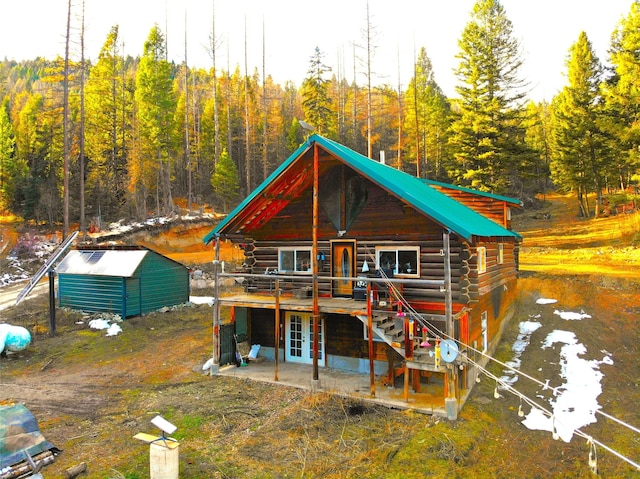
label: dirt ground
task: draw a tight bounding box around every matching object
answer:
[1,194,640,478]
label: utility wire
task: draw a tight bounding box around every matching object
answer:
[364,248,640,470]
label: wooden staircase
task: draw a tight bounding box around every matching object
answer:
[357,312,445,372]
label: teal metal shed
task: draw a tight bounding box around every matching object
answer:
[56,247,190,318]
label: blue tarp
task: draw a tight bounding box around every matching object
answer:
[0,404,58,469]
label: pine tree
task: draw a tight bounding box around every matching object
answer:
[449,0,527,193]
[602,0,640,189]
[522,101,552,201]
[85,25,130,218]
[551,32,610,217]
[301,47,334,138]
[134,25,177,218]
[211,148,238,212]
[0,98,16,211]
[404,47,450,178]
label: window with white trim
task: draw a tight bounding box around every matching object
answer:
[497,243,504,265]
[278,247,312,273]
[477,246,487,274]
[375,246,420,277]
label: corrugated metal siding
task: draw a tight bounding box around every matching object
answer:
[137,253,190,314]
[58,274,125,316]
[125,277,142,317]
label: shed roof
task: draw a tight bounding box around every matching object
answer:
[204,135,521,243]
[56,249,148,277]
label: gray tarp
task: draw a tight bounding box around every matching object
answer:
[0,404,58,469]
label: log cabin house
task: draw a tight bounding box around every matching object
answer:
[204,134,522,418]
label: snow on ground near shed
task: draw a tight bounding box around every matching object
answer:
[501,297,612,443]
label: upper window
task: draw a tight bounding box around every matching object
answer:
[278,248,312,273]
[375,246,420,278]
[477,246,487,274]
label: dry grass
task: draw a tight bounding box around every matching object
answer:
[1,193,640,478]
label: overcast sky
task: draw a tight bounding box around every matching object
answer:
[2,0,635,101]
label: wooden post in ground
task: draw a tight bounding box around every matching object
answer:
[367,282,375,397]
[274,279,280,381]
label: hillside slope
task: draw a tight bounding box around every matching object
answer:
[1,195,639,478]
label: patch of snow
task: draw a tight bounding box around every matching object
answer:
[499,320,542,388]
[89,316,123,336]
[554,310,591,320]
[536,298,558,305]
[523,327,613,442]
[89,318,111,330]
[106,323,122,336]
[190,296,214,306]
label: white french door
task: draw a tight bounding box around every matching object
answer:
[285,312,325,366]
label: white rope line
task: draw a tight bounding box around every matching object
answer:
[362,247,640,464]
[465,355,640,472]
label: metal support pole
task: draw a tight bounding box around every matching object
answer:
[48,270,56,337]
[366,282,375,397]
[274,279,280,381]
[211,234,221,375]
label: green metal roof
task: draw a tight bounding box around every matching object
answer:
[204,135,521,243]
[420,178,523,206]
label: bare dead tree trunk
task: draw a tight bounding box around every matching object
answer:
[396,45,402,170]
[365,0,373,159]
[211,0,220,166]
[244,18,251,194]
[63,0,71,238]
[184,10,192,214]
[80,0,86,235]
[262,18,268,181]
[413,44,421,178]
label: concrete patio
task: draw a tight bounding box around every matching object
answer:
[217,359,449,416]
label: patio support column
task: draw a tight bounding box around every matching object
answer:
[211,234,221,375]
[367,282,375,397]
[312,143,320,384]
[443,229,458,419]
[274,279,280,381]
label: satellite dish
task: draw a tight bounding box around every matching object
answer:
[440,340,459,363]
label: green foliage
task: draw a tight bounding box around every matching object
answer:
[449,0,529,194]
[85,25,131,218]
[134,25,177,214]
[211,148,239,212]
[551,32,610,217]
[404,47,451,179]
[301,47,335,138]
[602,1,640,190]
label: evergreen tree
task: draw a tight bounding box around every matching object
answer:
[551,32,610,217]
[449,0,527,193]
[301,47,334,138]
[0,98,17,211]
[134,25,177,217]
[404,47,450,178]
[85,25,130,218]
[211,147,238,212]
[602,0,640,189]
[522,101,552,201]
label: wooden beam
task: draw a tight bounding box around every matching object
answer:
[312,143,320,381]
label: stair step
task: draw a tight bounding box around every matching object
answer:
[384,326,403,338]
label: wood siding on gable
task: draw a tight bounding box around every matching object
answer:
[430,185,512,228]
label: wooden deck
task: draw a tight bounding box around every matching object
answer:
[218,292,370,315]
